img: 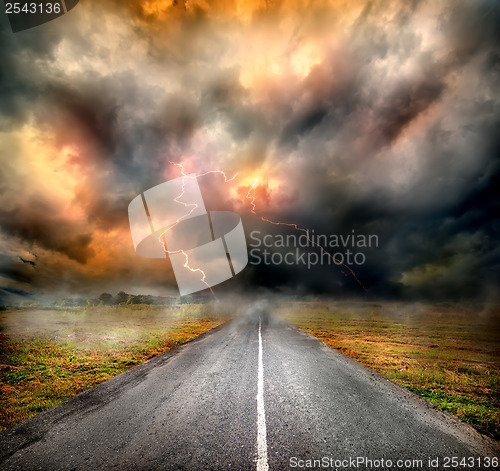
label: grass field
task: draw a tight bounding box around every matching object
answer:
[1,300,499,441]
[277,300,500,440]
[0,303,229,432]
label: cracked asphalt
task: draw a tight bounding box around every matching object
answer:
[0,310,498,470]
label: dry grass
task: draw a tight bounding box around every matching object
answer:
[2,300,498,441]
[0,303,229,432]
[277,300,500,440]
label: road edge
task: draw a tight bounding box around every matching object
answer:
[287,322,500,456]
[0,320,230,463]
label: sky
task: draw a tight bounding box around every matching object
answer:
[0,0,499,302]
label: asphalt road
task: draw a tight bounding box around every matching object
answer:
[1,305,498,470]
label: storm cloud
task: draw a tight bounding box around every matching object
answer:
[0,0,498,301]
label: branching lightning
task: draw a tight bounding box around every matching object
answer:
[156,162,365,295]
[247,178,366,290]
[158,161,237,296]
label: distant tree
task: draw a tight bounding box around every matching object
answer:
[57,298,79,307]
[115,291,129,305]
[125,294,156,305]
[126,294,141,305]
[98,292,113,306]
[74,297,86,307]
[178,296,191,304]
[20,301,42,308]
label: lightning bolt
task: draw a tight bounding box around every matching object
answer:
[246,179,258,213]
[158,161,237,297]
[170,160,237,183]
[156,163,365,295]
[247,179,366,290]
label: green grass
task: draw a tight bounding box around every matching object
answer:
[0,303,230,431]
[278,300,500,440]
[406,387,498,437]
[2,300,499,440]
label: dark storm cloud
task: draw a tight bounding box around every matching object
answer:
[152,96,201,153]
[237,1,500,299]
[367,78,445,148]
[45,85,120,158]
[0,6,73,130]
[202,75,258,142]
[0,252,37,284]
[0,0,499,300]
[0,197,94,264]
[444,0,500,66]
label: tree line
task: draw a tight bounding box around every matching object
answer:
[53,292,211,307]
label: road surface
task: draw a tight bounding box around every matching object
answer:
[1,306,498,470]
